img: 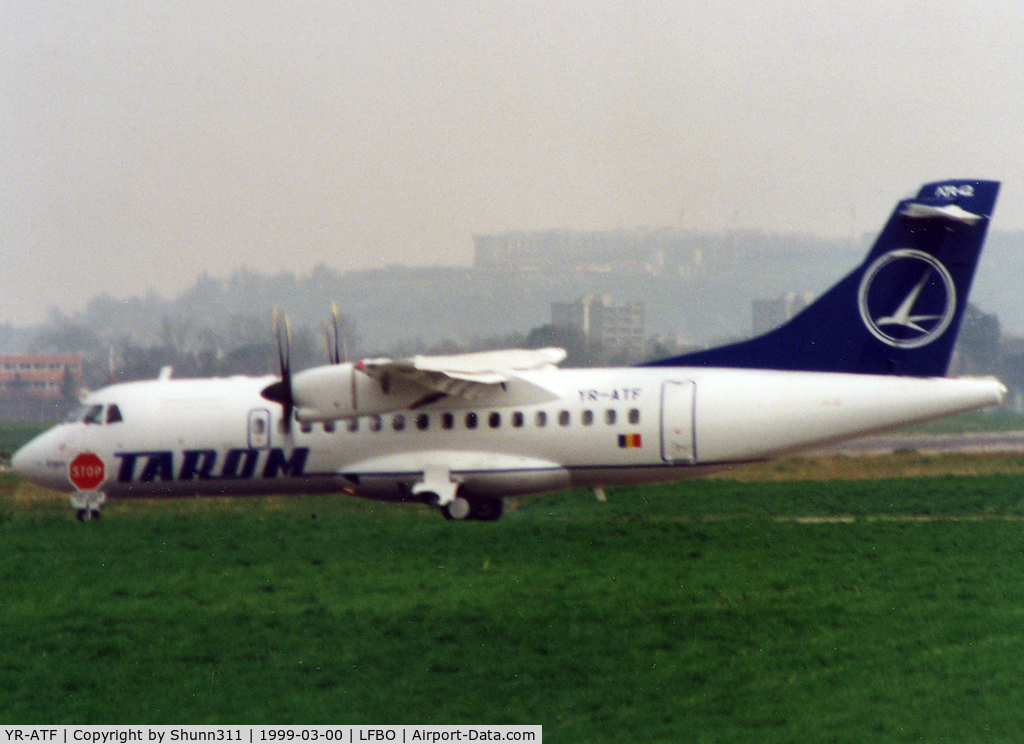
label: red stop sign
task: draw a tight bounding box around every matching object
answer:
[69,452,106,490]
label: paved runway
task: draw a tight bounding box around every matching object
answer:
[813,430,1024,455]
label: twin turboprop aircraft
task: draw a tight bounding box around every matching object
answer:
[13,179,1008,521]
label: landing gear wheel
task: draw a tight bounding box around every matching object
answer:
[470,497,504,521]
[443,496,472,521]
[71,490,106,522]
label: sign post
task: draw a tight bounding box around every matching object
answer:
[68,453,106,520]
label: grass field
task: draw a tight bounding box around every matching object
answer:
[899,408,1024,433]
[5,455,1024,742]
[0,419,48,460]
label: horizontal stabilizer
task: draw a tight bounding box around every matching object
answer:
[900,202,983,225]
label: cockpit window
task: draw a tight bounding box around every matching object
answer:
[66,403,122,425]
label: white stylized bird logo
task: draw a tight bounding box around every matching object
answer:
[873,266,943,334]
[857,249,956,349]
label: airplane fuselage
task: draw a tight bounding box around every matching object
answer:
[14,366,1005,512]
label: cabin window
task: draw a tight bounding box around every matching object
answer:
[416,413,430,430]
[581,409,594,426]
[465,412,478,429]
[393,414,406,431]
[489,412,501,428]
[605,409,617,425]
[442,412,455,429]
[512,411,524,427]
[369,415,383,432]
[106,404,123,424]
[300,422,313,434]
[323,421,336,433]
[558,410,571,427]
[535,411,547,427]
[629,408,641,425]
[347,418,359,433]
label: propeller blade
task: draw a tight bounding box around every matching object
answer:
[322,303,344,365]
[264,310,295,431]
[322,322,334,365]
[331,302,342,364]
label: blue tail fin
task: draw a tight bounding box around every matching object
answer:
[646,180,1000,376]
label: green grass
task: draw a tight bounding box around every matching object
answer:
[0,419,48,459]
[897,408,1024,433]
[6,466,1024,741]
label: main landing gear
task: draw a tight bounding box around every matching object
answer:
[409,466,503,521]
[71,490,106,522]
[438,494,504,521]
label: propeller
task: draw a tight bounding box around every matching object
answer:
[325,303,361,413]
[323,302,344,365]
[260,310,295,432]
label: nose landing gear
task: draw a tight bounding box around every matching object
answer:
[71,490,106,522]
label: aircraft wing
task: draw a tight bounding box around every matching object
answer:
[283,347,567,420]
[357,347,566,401]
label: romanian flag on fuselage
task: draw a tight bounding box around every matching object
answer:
[618,433,642,449]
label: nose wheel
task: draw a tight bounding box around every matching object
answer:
[70,490,106,523]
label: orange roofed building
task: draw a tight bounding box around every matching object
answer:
[0,355,83,399]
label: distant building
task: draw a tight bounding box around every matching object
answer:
[473,232,544,272]
[0,354,83,399]
[473,227,703,277]
[552,295,645,359]
[751,292,815,336]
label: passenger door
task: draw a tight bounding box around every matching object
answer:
[660,380,696,463]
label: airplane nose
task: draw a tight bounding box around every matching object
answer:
[10,443,27,476]
[11,431,69,490]
[12,438,42,482]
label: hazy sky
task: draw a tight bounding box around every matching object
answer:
[3,1,1023,326]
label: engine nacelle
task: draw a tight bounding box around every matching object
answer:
[291,364,425,421]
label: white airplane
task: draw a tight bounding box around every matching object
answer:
[12,179,1007,521]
